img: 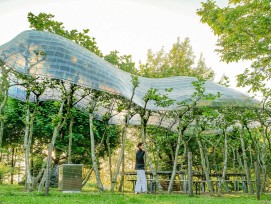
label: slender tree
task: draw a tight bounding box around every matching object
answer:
[136,87,175,192]
[27,12,104,194]
[168,78,218,194]
[23,77,48,192]
[86,88,110,191]
[237,109,254,194]
[110,75,139,192]
[0,60,10,148]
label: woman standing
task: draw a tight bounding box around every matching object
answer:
[135,142,147,194]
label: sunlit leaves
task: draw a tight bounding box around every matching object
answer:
[197,0,271,95]
[139,38,214,80]
[28,12,102,57]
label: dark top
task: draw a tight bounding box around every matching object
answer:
[135,149,145,170]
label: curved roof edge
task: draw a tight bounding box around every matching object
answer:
[0,30,260,110]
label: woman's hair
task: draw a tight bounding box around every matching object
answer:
[137,142,143,148]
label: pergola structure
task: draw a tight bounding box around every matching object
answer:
[0,30,259,128]
[0,30,264,197]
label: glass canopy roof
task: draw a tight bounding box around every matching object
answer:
[0,30,259,126]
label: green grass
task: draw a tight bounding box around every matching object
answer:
[0,185,270,204]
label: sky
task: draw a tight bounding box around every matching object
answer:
[0,0,251,93]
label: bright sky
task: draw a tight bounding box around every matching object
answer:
[0,0,250,93]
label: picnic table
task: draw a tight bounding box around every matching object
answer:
[121,171,186,193]
[121,171,249,194]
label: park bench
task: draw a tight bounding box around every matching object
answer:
[122,171,251,194]
[126,178,186,193]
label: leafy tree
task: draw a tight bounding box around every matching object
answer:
[139,37,214,80]
[136,87,175,192]
[197,0,271,92]
[0,58,16,148]
[218,74,230,87]
[33,100,119,169]
[22,76,48,192]
[86,88,109,191]
[104,50,140,190]
[110,75,139,192]
[28,13,102,57]
[197,2,271,194]
[27,12,105,194]
[192,53,215,80]
[2,98,25,146]
[168,78,218,194]
[104,51,137,74]
[215,107,237,193]
[1,37,49,191]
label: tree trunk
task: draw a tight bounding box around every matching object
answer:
[28,99,39,186]
[111,125,126,191]
[23,85,40,191]
[33,161,46,189]
[220,128,228,194]
[255,161,261,200]
[204,145,212,192]
[44,100,65,195]
[118,157,125,192]
[6,148,10,182]
[82,167,94,187]
[10,147,15,184]
[68,116,74,164]
[232,147,236,171]
[118,120,126,192]
[106,132,113,184]
[0,65,9,148]
[222,129,228,180]
[245,122,263,193]
[153,113,165,171]
[89,113,104,191]
[44,126,60,195]
[155,145,161,171]
[0,120,4,148]
[110,77,138,192]
[188,152,193,196]
[168,127,183,193]
[24,93,33,192]
[232,147,238,192]
[240,122,253,194]
[141,119,163,192]
[260,161,267,193]
[110,119,129,192]
[260,126,267,193]
[197,135,214,196]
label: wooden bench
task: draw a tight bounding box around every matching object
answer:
[127,179,187,193]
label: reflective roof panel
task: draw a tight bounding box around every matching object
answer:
[0,30,259,110]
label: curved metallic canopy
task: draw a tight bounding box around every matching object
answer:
[0,30,259,127]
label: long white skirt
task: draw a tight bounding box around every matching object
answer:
[135,170,147,193]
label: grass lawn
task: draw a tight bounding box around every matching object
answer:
[0,185,270,204]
